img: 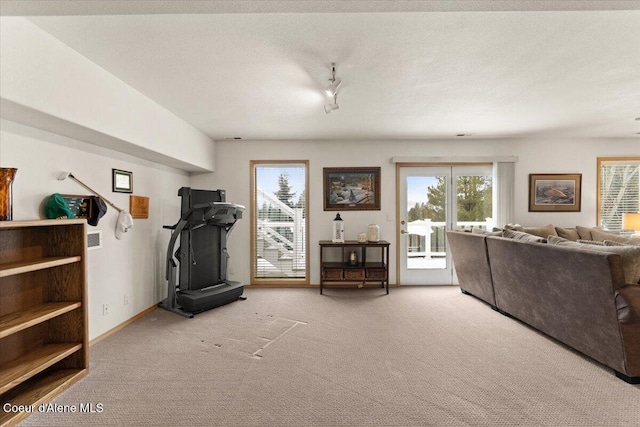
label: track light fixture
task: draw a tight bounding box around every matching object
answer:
[325,63,342,97]
[324,62,341,114]
[324,94,339,114]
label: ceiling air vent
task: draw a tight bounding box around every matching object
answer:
[87,230,102,250]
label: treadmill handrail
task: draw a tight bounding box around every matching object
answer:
[163,202,245,229]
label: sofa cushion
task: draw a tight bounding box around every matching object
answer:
[555,226,580,241]
[502,229,547,243]
[548,236,640,284]
[576,225,604,240]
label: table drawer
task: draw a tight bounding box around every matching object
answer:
[344,269,365,280]
[366,268,387,280]
[322,268,343,280]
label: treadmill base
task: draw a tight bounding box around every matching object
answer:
[177,280,244,314]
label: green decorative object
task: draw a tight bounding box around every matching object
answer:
[45,193,73,219]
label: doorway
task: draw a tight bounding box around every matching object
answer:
[398,164,493,285]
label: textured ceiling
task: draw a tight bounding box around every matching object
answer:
[3,1,640,140]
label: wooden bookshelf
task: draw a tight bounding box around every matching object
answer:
[0,256,82,278]
[0,219,88,427]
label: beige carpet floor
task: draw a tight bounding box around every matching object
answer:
[20,286,640,426]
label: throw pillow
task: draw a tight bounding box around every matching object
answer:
[522,224,558,238]
[547,235,583,246]
[590,229,621,242]
[592,229,640,246]
[472,228,502,236]
[604,240,626,246]
[504,224,523,231]
[577,239,606,246]
[575,225,604,240]
[502,229,547,243]
[555,226,580,241]
[504,224,557,238]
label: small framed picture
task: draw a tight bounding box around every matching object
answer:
[112,169,133,193]
[323,167,381,211]
[529,173,581,212]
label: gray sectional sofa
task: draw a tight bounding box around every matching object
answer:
[447,230,640,384]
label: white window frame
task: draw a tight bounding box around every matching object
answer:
[597,157,640,230]
[250,160,309,285]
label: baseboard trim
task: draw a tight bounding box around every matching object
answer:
[90,304,157,346]
[249,283,313,288]
[248,284,399,288]
[615,370,640,384]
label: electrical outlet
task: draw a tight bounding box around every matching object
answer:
[102,303,109,316]
[123,294,129,306]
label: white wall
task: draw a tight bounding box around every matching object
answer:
[0,123,190,340]
[201,137,639,286]
[0,17,215,173]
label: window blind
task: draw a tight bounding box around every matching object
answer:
[599,159,640,230]
[253,163,307,279]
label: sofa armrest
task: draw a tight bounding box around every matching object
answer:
[615,285,640,323]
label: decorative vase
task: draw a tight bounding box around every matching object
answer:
[0,168,17,221]
[367,224,380,242]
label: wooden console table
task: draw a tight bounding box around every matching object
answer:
[319,240,390,295]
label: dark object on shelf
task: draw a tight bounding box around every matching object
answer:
[159,187,245,318]
[348,250,358,266]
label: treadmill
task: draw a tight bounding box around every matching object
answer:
[159,187,245,318]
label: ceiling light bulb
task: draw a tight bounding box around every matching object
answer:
[324,102,339,114]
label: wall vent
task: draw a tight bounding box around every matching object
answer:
[87,230,102,250]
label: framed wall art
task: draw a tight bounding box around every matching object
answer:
[529,173,581,212]
[323,167,381,211]
[112,169,133,193]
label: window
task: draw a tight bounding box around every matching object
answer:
[597,157,640,230]
[250,161,309,284]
